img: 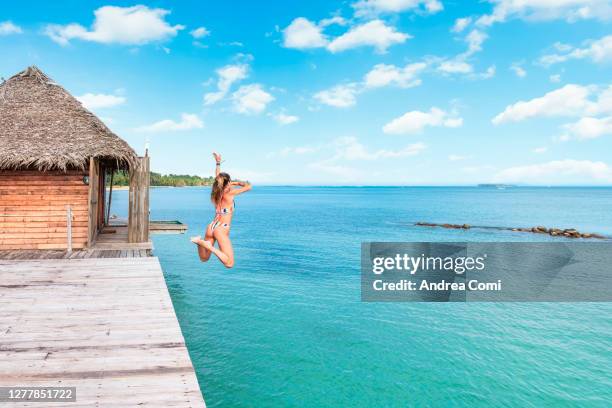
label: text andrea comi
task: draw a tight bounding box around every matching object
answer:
[370,254,502,292]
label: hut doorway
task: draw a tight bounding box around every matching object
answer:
[87,156,150,249]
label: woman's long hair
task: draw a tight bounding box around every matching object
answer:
[211,172,231,206]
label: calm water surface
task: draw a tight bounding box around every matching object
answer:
[111,187,612,407]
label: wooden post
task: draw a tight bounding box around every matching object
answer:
[106,170,114,225]
[98,165,106,228]
[128,156,150,243]
[66,205,72,253]
[87,158,100,247]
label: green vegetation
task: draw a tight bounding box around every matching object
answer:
[107,171,214,187]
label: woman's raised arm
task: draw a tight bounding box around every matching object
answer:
[230,181,252,195]
[213,152,222,177]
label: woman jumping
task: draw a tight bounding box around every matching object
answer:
[191,152,251,268]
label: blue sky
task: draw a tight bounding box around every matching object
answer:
[1,0,612,185]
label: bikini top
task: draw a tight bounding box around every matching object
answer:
[215,201,235,216]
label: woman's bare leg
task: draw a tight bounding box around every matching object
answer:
[191,229,215,262]
[206,229,234,268]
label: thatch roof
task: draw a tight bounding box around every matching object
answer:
[0,66,137,171]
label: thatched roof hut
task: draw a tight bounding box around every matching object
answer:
[0,66,137,171]
[0,66,149,251]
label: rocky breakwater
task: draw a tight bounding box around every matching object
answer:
[511,226,605,239]
[416,222,606,239]
[416,222,471,229]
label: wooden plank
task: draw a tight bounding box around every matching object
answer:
[0,204,88,210]
[0,195,88,202]
[0,218,87,225]
[0,170,85,176]
[0,242,87,250]
[0,181,85,188]
[0,227,88,233]
[0,236,87,243]
[93,242,152,250]
[0,210,88,217]
[0,187,88,194]
[0,232,88,239]
[0,247,154,260]
[0,257,205,407]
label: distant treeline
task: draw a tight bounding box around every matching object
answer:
[107,171,214,187]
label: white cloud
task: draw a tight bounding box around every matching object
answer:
[0,21,22,35]
[77,93,126,110]
[222,41,244,47]
[307,136,426,181]
[282,17,327,49]
[595,86,612,114]
[314,84,359,108]
[494,160,612,184]
[285,146,316,155]
[136,113,203,132]
[383,107,463,134]
[550,74,562,83]
[436,28,488,77]
[510,63,527,78]
[316,61,426,108]
[533,147,548,153]
[451,17,472,33]
[282,17,409,54]
[477,0,612,26]
[539,35,612,66]
[554,42,573,52]
[463,29,487,57]
[364,62,426,88]
[492,84,595,124]
[449,154,471,161]
[494,84,612,143]
[353,0,443,17]
[480,65,497,79]
[273,146,318,158]
[272,112,300,125]
[327,20,410,53]
[190,26,210,39]
[332,136,427,160]
[319,16,348,27]
[438,60,473,74]
[232,84,274,115]
[561,116,612,140]
[44,5,184,46]
[204,63,249,105]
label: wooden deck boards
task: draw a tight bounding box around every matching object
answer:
[93,225,153,251]
[0,257,205,407]
[0,249,151,260]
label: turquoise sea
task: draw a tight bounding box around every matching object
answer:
[112,187,612,407]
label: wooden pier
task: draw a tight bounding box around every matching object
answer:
[0,255,205,407]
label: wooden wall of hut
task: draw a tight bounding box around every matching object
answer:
[0,170,89,250]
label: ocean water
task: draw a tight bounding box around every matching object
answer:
[110,187,612,407]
